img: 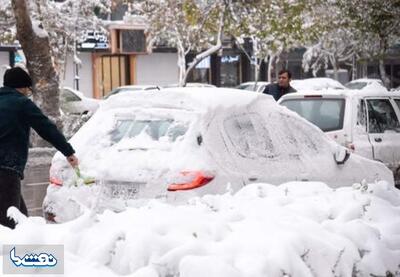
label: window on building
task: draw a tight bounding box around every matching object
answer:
[220,55,241,87]
[187,56,211,84]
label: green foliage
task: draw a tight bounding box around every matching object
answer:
[227,0,317,60]
[336,0,400,55]
[183,0,200,26]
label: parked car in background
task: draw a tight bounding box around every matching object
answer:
[236,78,344,94]
[162,82,216,88]
[279,89,400,187]
[291,77,345,91]
[236,81,270,93]
[60,87,100,115]
[345,78,387,92]
[43,87,393,222]
[392,86,400,92]
[104,85,160,99]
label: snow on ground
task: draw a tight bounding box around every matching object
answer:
[1,181,400,277]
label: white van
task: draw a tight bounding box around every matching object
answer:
[279,89,400,187]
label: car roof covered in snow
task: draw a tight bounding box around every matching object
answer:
[290,77,345,91]
[279,88,400,101]
[347,78,383,83]
[101,87,275,112]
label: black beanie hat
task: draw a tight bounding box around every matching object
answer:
[3,67,32,88]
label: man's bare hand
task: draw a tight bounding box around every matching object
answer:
[66,154,79,167]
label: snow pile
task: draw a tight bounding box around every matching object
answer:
[1,181,400,277]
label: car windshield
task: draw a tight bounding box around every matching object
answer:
[109,118,189,147]
[61,88,81,102]
[345,82,367,90]
[236,83,263,92]
[104,88,144,99]
[236,84,252,90]
[280,98,345,132]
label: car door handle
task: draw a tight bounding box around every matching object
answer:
[374,138,382,142]
[248,177,258,182]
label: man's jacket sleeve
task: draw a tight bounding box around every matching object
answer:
[22,98,75,157]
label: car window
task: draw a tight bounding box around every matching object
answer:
[345,82,367,90]
[279,113,321,156]
[223,113,275,159]
[280,99,345,132]
[144,87,159,91]
[104,89,121,99]
[110,120,133,142]
[258,85,267,92]
[394,99,400,112]
[61,89,81,102]
[236,84,253,91]
[244,85,257,91]
[110,118,188,145]
[367,99,400,133]
[224,111,323,162]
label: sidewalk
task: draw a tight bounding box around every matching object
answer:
[21,148,56,217]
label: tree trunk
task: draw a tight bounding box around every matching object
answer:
[177,43,186,87]
[352,54,357,80]
[379,36,391,88]
[253,60,261,92]
[379,59,390,88]
[182,4,225,87]
[267,55,275,83]
[329,54,339,81]
[333,62,339,81]
[12,0,62,147]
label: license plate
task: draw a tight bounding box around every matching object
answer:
[101,181,144,199]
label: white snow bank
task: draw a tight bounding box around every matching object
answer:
[1,181,400,277]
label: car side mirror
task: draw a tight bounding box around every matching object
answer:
[334,146,350,165]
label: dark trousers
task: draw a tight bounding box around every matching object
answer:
[0,169,28,229]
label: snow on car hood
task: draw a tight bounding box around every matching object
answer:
[2,181,400,276]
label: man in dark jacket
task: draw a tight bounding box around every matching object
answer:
[262,69,296,101]
[0,67,78,229]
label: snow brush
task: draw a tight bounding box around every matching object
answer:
[74,166,96,186]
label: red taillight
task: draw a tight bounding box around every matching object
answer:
[167,171,214,191]
[49,177,63,186]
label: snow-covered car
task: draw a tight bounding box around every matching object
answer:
[391,85,400,92]
[60,87,100,115]
[345,78,387,92]
[44,88,393,223]
[236,81,270,93]
[290,77,345,91]
[162,82,216,88]
[104,85,160,99]
[235,78,344,94]
[279,89,400,187]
